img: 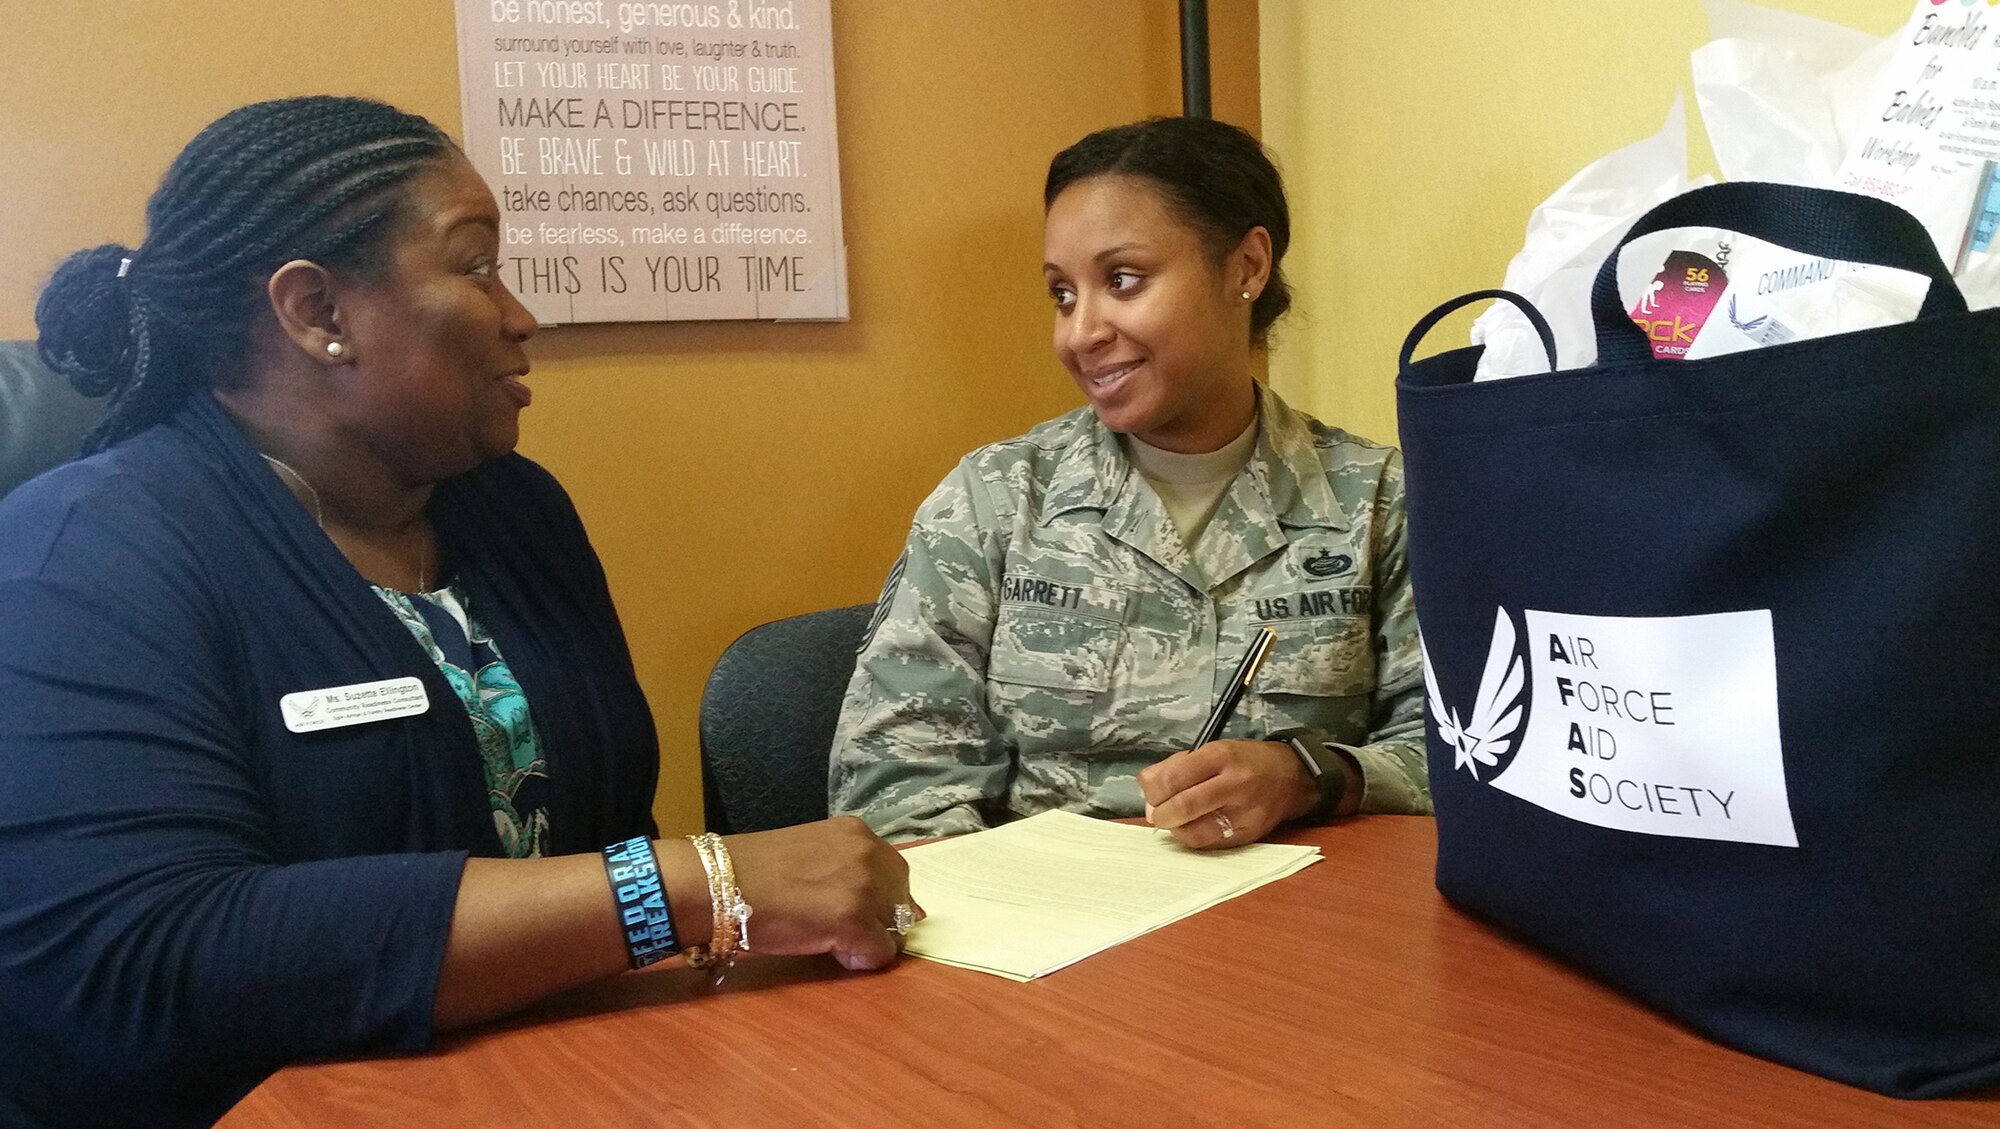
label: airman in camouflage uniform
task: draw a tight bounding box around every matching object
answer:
[829,387,1430,842]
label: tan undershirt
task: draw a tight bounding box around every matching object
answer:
[1121,414,1259,548]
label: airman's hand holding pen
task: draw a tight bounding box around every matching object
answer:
[1139,627,1324,850]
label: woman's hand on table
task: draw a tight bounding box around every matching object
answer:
[726,816,923,970]
[1139,740,1317,849]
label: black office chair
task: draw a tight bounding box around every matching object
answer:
[0,340,103,501]
[698,603,875,834]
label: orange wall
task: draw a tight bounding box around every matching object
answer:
[2,2,1259,833]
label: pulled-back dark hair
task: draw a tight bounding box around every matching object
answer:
[36,96,455,452]
[1045,116,1292,346]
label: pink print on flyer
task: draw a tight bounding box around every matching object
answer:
[1629,250,1726,359]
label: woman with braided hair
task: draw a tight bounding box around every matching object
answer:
[0,96,915,1129]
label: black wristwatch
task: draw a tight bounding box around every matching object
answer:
[1264,727,1360,824]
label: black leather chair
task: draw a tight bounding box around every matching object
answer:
[698,603,875,834]
[0,340,102,500]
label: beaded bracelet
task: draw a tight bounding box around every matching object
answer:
[601,836,679,969]
[682,832,753,981]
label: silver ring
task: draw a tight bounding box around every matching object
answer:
[891,902,916,935]
[1214,812,1236,840]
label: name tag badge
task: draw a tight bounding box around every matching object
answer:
[997,573,1126,621]
[280,676,430,734]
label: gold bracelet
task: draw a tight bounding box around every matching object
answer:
[710,834,753,955]
[682,834,728,968]
[682,833,752,979]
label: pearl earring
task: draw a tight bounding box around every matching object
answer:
[325,341,345,358]
[1241,291,1253,301]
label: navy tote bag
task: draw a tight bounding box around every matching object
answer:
[1396,182,2000,1098]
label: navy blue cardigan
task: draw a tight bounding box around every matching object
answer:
[0,394,661,1127]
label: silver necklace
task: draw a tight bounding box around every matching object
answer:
[261,453,430,593]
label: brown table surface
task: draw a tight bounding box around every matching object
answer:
[219,818,1997,1128]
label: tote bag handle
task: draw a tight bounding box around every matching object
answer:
[1398,288,1558,378]
[1590,181,1969,367]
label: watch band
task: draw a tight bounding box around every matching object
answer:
[1263,726,1353,824]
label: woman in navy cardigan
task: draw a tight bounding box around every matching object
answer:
[0,96,915,1129]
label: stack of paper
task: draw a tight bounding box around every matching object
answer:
[901,810,1320,981]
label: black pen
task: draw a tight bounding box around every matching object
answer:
[1193,625,1277,747]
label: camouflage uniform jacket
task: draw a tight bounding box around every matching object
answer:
[829,387,1430,842]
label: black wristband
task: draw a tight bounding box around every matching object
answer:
[602,836,680,968]
[1264,727,1352,824]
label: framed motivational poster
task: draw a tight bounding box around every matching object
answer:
[454,0,848,323]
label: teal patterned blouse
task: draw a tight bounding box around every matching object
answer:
[376,583,552,858]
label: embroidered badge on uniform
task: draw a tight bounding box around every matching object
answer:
[1302,549,1353,578]
[861,552,907,652]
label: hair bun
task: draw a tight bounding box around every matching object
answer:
[36,244,140,397]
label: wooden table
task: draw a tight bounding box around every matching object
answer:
[219,818,1996,1128]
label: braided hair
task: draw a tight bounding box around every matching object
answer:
[1046,117,1293,348]
[36,96,455,452]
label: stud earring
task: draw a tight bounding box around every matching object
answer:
[325,341,345,358]
[1241,291,1253,302]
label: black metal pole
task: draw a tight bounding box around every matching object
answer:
[1180,0,1211,118]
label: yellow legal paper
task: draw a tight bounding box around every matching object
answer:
[901,809,1320,981]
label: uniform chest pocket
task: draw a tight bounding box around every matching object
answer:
[1254,614,1375,698]
[988,605,1125,693]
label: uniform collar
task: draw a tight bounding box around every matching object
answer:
[1252,385,1351,533]
[1034,385,1350,592]
[1039,385,1349,525]
[1040,410,1132,527]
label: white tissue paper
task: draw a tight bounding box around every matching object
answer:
[1474,0,1998,376]
[1693,0,1884,185]
[1470,98,1710,378]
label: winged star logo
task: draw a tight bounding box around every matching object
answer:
[1725,294,1766,334]
[1420,608,1530,781]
